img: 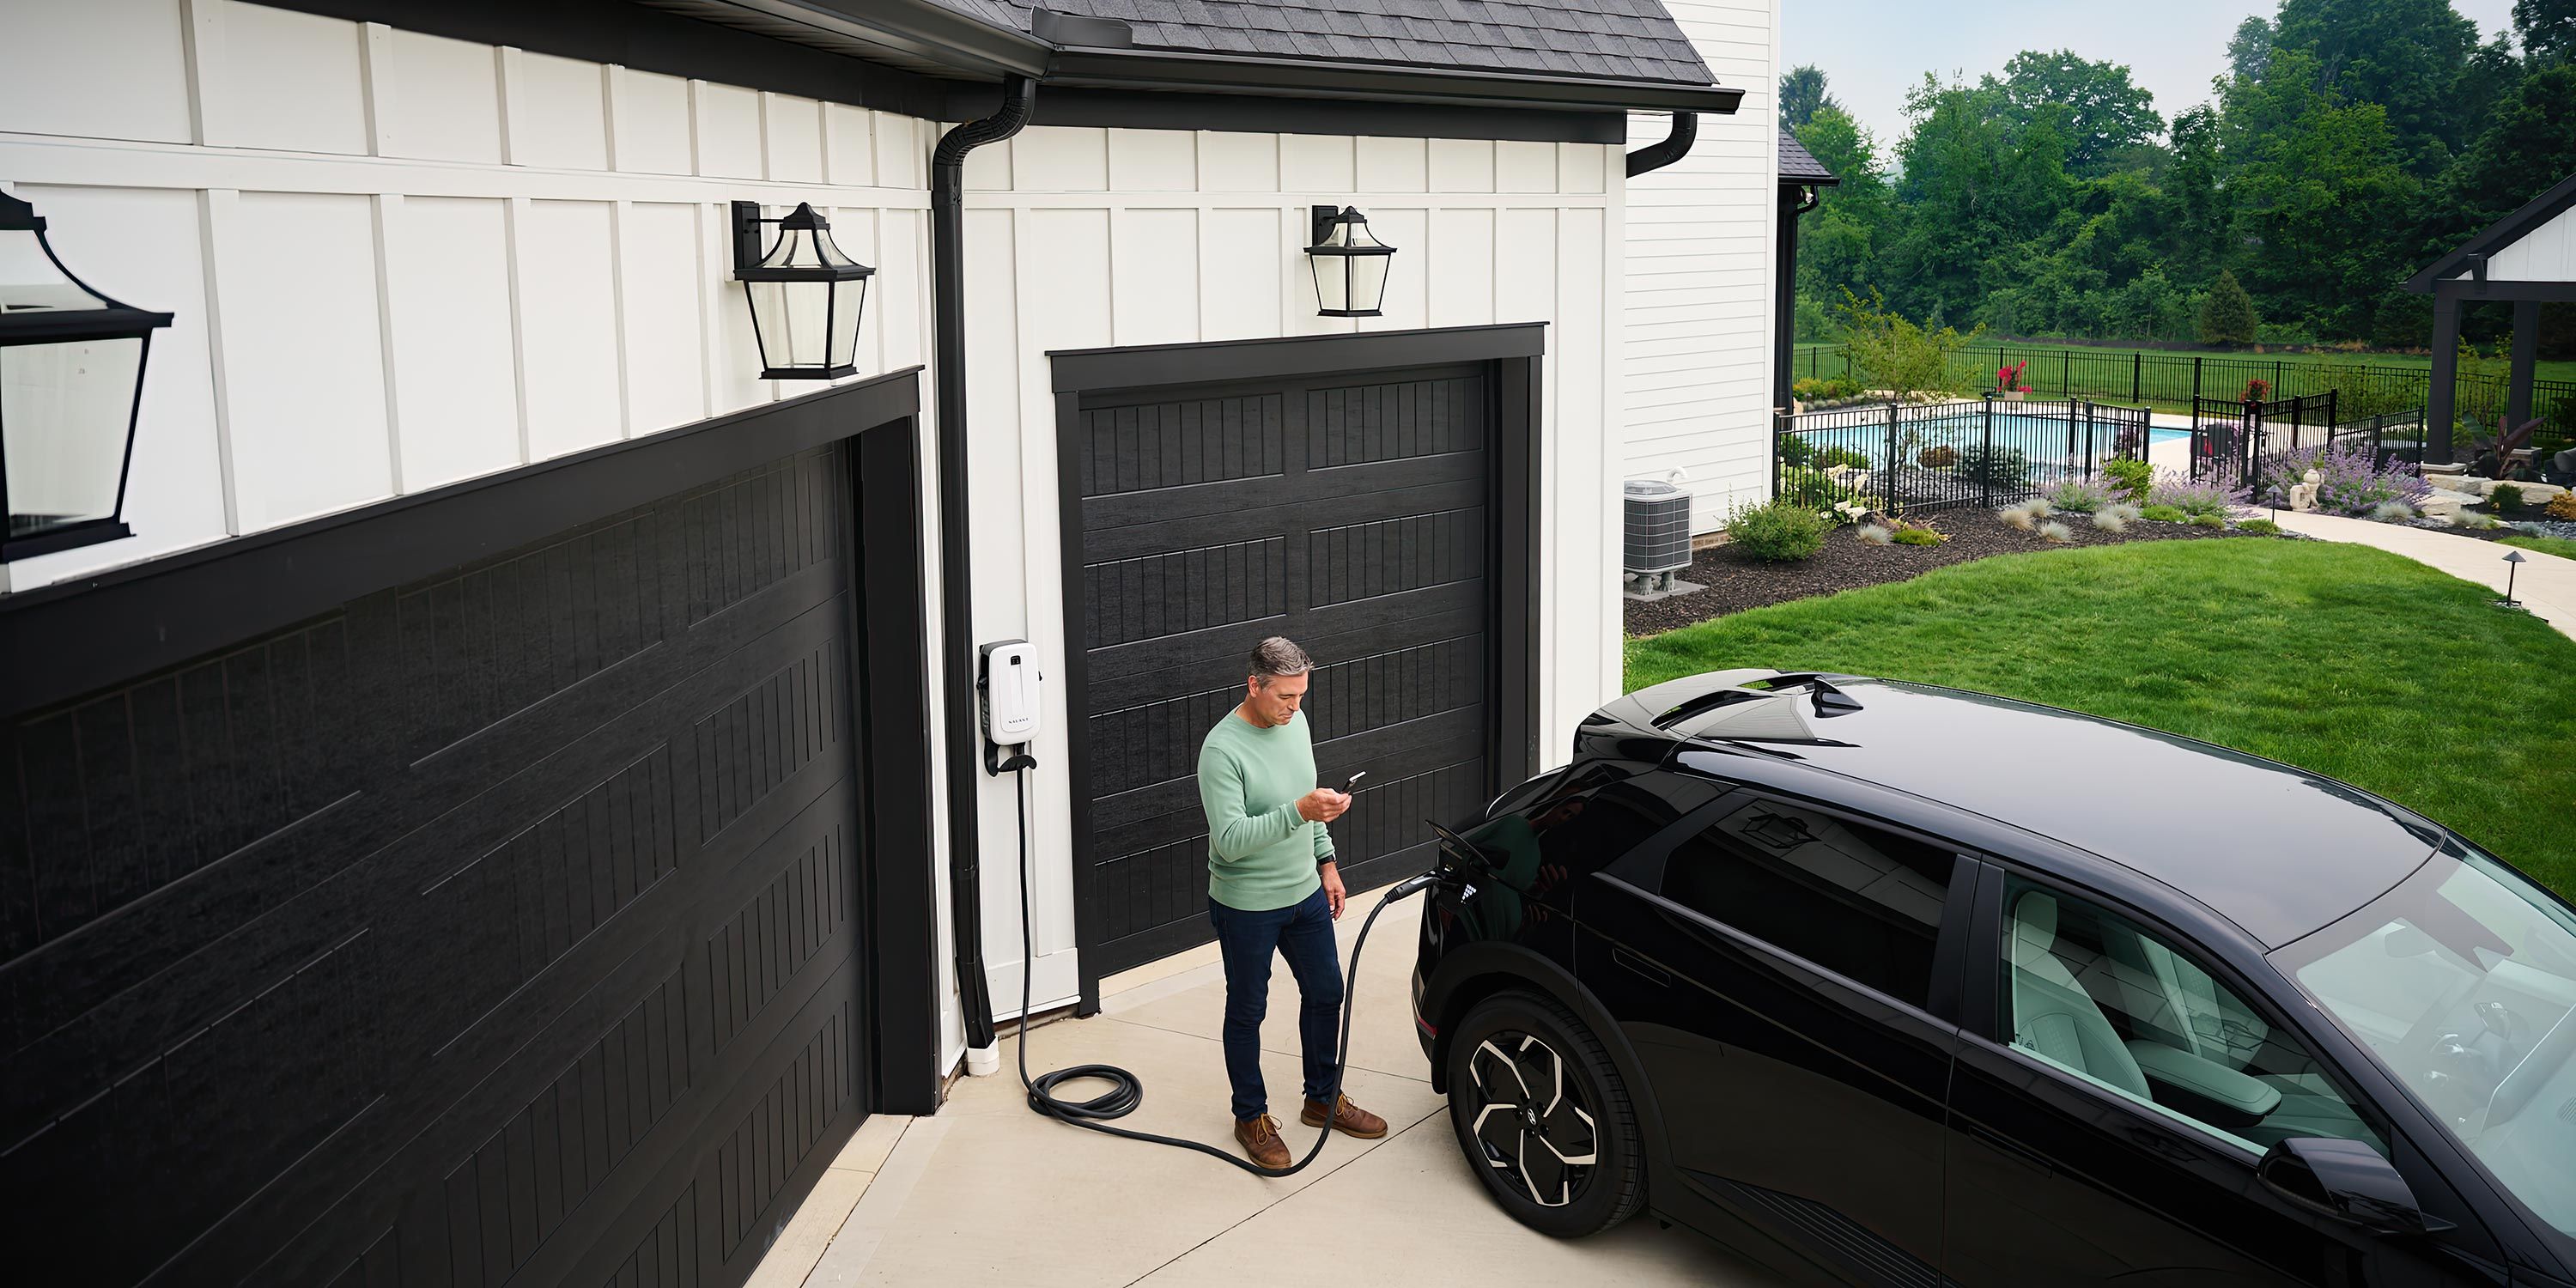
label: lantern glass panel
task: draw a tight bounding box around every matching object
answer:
[828,276,866,372]
[1348,252,1391,316]
[3,336,143,536]
[1311,254,1352,315]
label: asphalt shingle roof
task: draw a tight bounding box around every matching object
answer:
[940,0,1715,85]
[1779,129,1838,185]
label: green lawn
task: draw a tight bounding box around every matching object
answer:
[1625,540,2576,897]
[2499,533,2576,561]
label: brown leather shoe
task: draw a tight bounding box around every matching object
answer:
[1234,1113,1291,1170]
[1300,1093,1388,1139]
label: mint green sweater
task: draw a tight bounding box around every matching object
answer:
[1197,709,1333,910]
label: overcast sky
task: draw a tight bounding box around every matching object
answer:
[1785,0,2521,149]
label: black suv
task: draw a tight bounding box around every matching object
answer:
[1412,671,2576,1287]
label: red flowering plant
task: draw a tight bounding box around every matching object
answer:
[2243,377,2272,403]
[1996,361,2030,393]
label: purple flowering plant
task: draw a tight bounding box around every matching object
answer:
[2245,440,2429,518]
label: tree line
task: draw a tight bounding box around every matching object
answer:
[1787,0,2576,355]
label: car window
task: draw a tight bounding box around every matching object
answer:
[1655,797,1955,1007]
[2000,878,2385,1157]
[2273,844,2576,1240]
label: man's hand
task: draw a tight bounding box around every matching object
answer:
[1320,861,1346,919]
[1296,788,1350,823]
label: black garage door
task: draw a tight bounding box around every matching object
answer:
[1069,362,1500,976]
[1,418,898,1288]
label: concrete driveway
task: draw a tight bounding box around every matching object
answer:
[753,886,1783,1288]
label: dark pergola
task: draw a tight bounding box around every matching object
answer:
[1775,130,1840,413]
[2405,170,2576,465]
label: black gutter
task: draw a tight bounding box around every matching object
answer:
[931,74,1037,1056]
[1042,47,1743,115]
[1625,111,1698,177]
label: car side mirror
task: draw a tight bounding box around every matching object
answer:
[2257,1138,2455,1237]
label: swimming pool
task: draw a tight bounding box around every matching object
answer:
[1779,403,2192,512]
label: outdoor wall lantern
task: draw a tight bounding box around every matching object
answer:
[730,201,872,380]
[0,191,171,563]
[1305,205,1396,318]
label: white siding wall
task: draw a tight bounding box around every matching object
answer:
[0,0,935,589]
[2477,203,2576,282]
[1622,0,1778,533]
[951,126,1628,1033]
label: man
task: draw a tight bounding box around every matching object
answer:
[1196,636,1389,1169]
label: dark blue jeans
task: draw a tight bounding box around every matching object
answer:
[1207,887,1345,1122]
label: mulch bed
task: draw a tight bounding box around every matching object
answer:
[1625,508,2266,637]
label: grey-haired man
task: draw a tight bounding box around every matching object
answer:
[1196,636,1388,1169]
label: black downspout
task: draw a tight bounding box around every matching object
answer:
[1625,110,1698,178]
[932,74,1036,1056]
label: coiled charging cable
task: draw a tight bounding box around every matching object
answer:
[1006,771,1436,1176]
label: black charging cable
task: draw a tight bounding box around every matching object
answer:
[1005,769,1435,1176]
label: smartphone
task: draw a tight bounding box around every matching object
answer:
[1342,771,1367,793]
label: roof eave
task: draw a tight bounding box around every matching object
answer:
[1044,46,1744,115]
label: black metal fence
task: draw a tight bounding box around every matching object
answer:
[2187,392,2436,492]
[1775,397,2154,516]
[1794,341,2573,455]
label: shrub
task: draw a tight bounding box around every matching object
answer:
[2196,269,2258,346]
[1836,288,1984,399]
[2237,518,2281,534]
[2141,504,2188,523]
[1917,445,1959,468]
[2103,458,2154,501]
[1854,524,1895,546]
[1893,526,1946,546]
[1791,376,1866,404]
[1956,442,2032,490]
[2040,478,2114,513]
[2549,492,2576,521]
[1816,445,1872,471]
[2148,475,2236,519]
[1777,433,1813,468]
[2188,513,2227,528]
[2491,483,2524,513]
[2093,509,2129,533]
[1725,498,1826,562]
[2038,520,2074,543]
[1998,503,2039,531]
[2247,440,2429,518]
[2367,500,2416,522]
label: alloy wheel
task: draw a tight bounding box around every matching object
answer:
[1462,1030,1600,1207]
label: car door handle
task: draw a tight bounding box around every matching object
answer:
[1612,946,1672,986]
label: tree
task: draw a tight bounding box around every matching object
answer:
[1780,64,1839,131]
[2216,49,2417,337]
[2415,62,2576,268]
[1791,106,1890,305]
[2228,16,2275,82]
[2198,270,2260,345]
[1992,50,2165,177]
[1837,289,1984,398]
[2518,0,2576,62]
[2270,0,2479,173]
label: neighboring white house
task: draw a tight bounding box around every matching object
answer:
[0,3,1775,1286]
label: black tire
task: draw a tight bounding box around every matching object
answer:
[1444,988,1646,1237]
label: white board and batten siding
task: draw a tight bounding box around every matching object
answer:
[954,126,1629,1022]
[1622,0,1779,534]
[0,0,936,592]
[2459,202,2576,283]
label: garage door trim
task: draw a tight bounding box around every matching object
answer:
[1050,326,1543,1012]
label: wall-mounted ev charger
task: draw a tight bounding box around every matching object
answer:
[978,640,1042,775]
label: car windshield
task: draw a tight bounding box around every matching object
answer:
[2275,845,2576,1239]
